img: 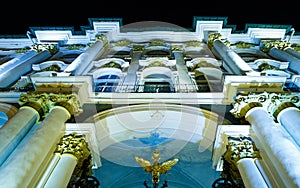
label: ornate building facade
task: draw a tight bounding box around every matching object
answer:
[0,16,300,187]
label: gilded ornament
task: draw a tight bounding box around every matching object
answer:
[135,150,178,186]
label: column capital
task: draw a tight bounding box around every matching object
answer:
[95,33,108,44]
[260,40,291,53]
[208,33,230,50]
[132,44,145,52]
[18,93,83,119]
[221,136,260,186]
[230,92,300,119]
[18,93,50,118]
[50,93,83,116]
[55,133,92,180]
[208,33,222,49]
[171,44,183,52]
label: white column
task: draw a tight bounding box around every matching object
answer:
[212,40,253,75]
[65,40,105,75]
[0,106,39,166]
[284,47,300,59]
[237,158,268,188]
[0,106,71,188]
[36,153,61,188]
[245,107,300,188]
[0,50,51,88]
[44,154,77,188]
[268,47,300,74]
[277,107,300,146]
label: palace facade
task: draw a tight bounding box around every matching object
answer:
[0,16,300,188]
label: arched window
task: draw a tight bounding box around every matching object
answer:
[93,68,122,92]
[139,67,175,93]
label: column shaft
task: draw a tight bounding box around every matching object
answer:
[65,40,105,75]
[0,50,51,88]
[268,47,300,74]
[0,106,39,166]
[0,106,71,188]
[277,107,300,146]
[237,158,268,188]
[44,154,77,188]
[245,107,300,187]
[36,153,61,187]
[212,40,252,75]
[284,47,300,59]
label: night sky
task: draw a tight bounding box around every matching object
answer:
[1,2,298,35]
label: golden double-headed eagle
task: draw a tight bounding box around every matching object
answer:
[135,150,179,185]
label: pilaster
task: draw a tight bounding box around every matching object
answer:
[119,50,142,92]
[173,51,197,92]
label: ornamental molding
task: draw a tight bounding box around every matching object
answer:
[195,21,223,41]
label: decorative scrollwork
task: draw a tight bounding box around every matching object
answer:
[55,133,95,187]
[230,92,300,119]
[18,93,83,119]
[220,136,260,187]
[260,40,291,53]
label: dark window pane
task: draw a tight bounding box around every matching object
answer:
[144,82,171,93]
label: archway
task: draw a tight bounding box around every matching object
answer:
[89,103,225,187]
